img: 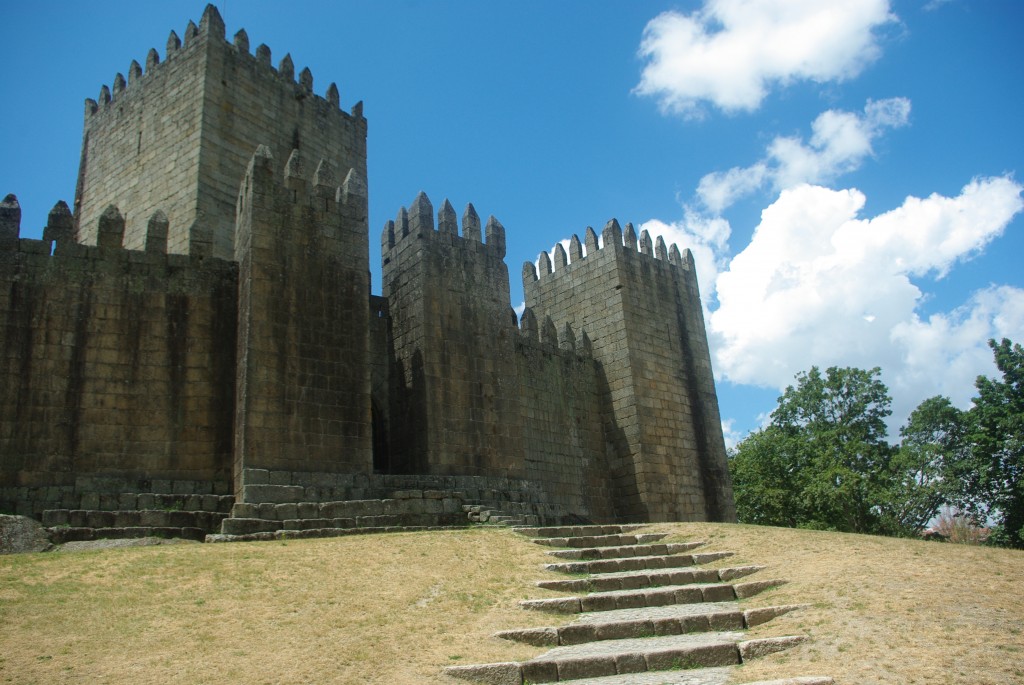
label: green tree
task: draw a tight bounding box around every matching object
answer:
[964,338,1024,547]
[731,366,896,534]
[881,396,968,535]
[728,425,808,527]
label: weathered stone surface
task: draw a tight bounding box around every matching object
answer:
[744,604,807,628]
[0,515,53,554]
[443,662,521,685]
[738,636,808,661]
[495,627,558,647]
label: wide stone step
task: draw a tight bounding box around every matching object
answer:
[444,633,808,685]
[206,523,462,543]
[220,511,466,536]
[48,526,208,544]
[513,525,647,538]
[520,672,833,685]
[520,579,787,614]
[536,565,763,593]
[545,551,734,575]
[42,509,228,530]
[231,496,463,521]
[496,604,805,647]
[546,541,704,561]
[531,533,668,549]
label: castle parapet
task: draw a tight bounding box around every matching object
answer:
[0,195,238,271]
[522,217,693,291]
[516,306,592,361]
[381,192,506,259]
[85,5,359,121]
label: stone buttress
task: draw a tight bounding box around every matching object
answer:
[232,147,372,501]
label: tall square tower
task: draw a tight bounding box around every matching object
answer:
[73,5,367,260]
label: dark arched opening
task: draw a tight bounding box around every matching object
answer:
[371,399,391,474]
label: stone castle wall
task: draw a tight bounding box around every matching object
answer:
[0,5,735,528]
[0,196,236,510]
[74,7,366,261]
[514,318,615,522]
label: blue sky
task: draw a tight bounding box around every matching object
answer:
[2,1,1022,445]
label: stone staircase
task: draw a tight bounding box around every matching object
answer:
[206,485,560,543]
[445,525,832,685]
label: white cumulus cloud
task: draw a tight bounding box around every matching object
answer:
[640,210,732,310]
[710,176,1024,427]
[636,0,897,117]
[698,98,911,212]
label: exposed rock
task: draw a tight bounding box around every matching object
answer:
[0,514,54,554]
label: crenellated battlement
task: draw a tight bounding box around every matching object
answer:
[381,192,505,258]
[522,218,695,292]
[515,306,593,360]
[84,5,362,122]
[237,146,367,221]
[0,193,236,277]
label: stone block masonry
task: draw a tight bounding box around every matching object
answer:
[0,4,735,531]
[524,220,736,523]
[0,195,236,512]
[232,146,371,499]
[74,4,366,261]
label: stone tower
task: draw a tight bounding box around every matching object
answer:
[381,194,524,477]
[73,5,366,260]
[232,147,371,500]
[524,221,736,523]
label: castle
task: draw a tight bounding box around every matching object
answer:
[0,6,735,540]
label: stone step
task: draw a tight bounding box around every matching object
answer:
[496,604,805,647]
[444,633,808,685]
[231,496,463,521]
[545,550,734,575]
[515,672,833,685]
[205,524,463,543]
[465,508,528,526]
[520,579,787,614]
[531,533,668,549]
[536,564,763,593]
[220,511,466,536]
[48,526,208,544]
[546,541,704,561]
[42,509,228,530]
[513,525,647,538]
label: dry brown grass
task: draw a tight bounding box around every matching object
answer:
[655,523,1024,685]
[1,523,1021,684]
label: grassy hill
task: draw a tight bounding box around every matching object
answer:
[1,522,1021,684]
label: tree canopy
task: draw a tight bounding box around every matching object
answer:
[728,339,1024,547]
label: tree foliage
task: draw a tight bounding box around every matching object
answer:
[729,339,1024,548]
[882,396,967,534]
[962,339,1024,547]
[731,366,898,534]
